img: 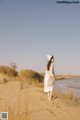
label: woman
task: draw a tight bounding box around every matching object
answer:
[44,55,55,100]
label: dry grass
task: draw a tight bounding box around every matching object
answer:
[0,66,17,76]
[65,89,80,103]
[0,80,30,120]
[6,93,30,120]
[18,69,43,82]
[53,89,80,104]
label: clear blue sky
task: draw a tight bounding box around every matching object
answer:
[0,0,80,75]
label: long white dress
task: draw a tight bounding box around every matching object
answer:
[44,63,55,92]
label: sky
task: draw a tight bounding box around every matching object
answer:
[0,0,80,75]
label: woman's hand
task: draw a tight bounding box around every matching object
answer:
[50,76,55,80]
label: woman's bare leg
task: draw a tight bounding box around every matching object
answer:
[48,92,50,100]
[50,91,53,100]
[48,91,53,100]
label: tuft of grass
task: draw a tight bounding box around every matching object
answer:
[53,89,80,104]
[5,91,30,120]
[65,89,80,103]
[0,78,9,84]
[65,89,74,100]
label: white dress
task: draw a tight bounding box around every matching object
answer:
[44,63,55,92]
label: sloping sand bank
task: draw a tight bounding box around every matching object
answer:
[27,85,80,120]
[0,81,80,120]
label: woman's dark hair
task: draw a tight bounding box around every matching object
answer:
[47,56,53,71]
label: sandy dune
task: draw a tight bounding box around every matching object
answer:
[0,81,80,120]
[27,85,80,120]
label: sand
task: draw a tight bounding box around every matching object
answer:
[0,81,80,120]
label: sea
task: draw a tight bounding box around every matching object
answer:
[54,78,80,96]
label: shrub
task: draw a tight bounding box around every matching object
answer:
[18,69,43,82]
[0,66,17,76]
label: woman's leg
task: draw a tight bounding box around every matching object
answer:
[50,90,53,100]
[48,92,50,100]
[48,91,53,100]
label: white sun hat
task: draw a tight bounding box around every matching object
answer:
[47,55,52,61]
